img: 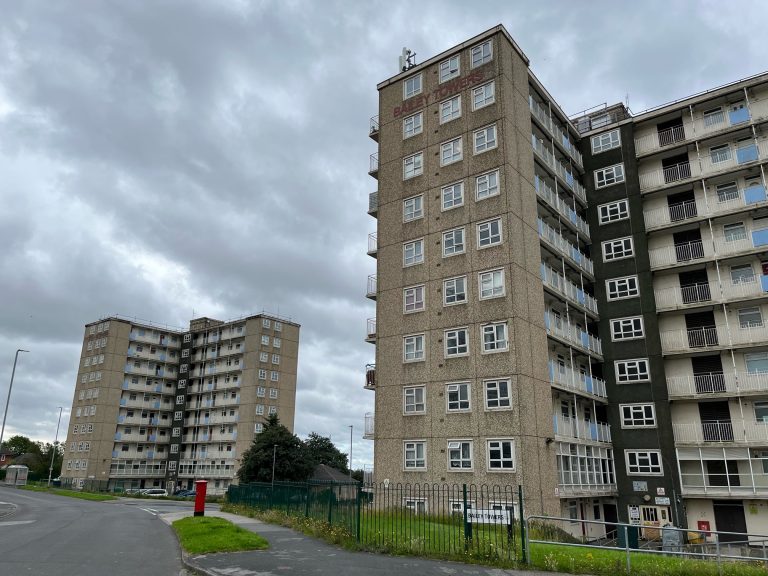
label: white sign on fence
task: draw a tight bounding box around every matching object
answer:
[466,509,511,524]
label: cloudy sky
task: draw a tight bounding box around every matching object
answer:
[1,0,767,468]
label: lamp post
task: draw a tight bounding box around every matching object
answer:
[0,349,30,451]
[271,444,277,488]
[348,425,353,478]
[48,407,63,487]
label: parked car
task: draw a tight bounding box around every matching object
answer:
[144,488,168,497]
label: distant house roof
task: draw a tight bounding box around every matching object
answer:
[311,464,359,484]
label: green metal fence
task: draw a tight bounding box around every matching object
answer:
[228,481,521,562]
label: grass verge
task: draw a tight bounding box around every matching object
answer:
[20,485,116,501]
[172,516,269,554]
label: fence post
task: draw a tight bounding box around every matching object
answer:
[715,535,721,576]
[356,484,362,543]
[519,485,527,564]
[624,525,630,575]
[462,484,471,547]
[305,484,311,518]
[327,489,333,526]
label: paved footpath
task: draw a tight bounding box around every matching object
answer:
[160,509,569,576]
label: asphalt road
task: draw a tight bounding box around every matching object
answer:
[0,486,191,576]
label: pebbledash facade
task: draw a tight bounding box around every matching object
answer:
[60,314,299,495]
[365,24,768,538]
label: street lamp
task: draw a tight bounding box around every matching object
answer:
[271,444,277,488]
[348,425,353,478]
[0,349,30,452]
[48,407,63,487]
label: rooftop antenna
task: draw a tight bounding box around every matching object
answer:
[399,47,416,72]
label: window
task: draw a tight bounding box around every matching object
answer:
[403,112,423,138]
[598,199,629,224]
[602,237,634,261]
[443,228,465,256]
[606,276,639,300]
[482,322,508,352]
[746,352,768,374]
[703,107,724,127]
[487,439,515,471]
[269,388,278,399]
[448,440,473,470]
[755,401,768,422]
[479,269,505,299]
[404,386,426,414]
[443,276,467,305]
[442,182,464,210]
[274,321,282,332]
[485,379,511,409]
[404,441,426,469]
[724,222,747,242]
[403,152,423,179]
[262,318,271,329]
[175,394,185,405]
[445,328,469,357]
[403,334,425,362]
[591,129,621,154]
[268,406,277,415]
[403,74,422,99]
[256,404,264,415]
[615,359,650,383]
[258,369,267,380]
[611,316,644,341]
[260,352,268,362]
[403,285,425,313]
[710,144,731,164]
[476,170,499,200]
[261,335,270,346]
[472,81,495,110]
[403,239,424,266]
[477,219,502,247]
[446,382,470,412]
[739,306,763,328]
[474,124,497,154]
[270,371,279,381]
[625,450,663,475]
[440,95,461,123]
[441,137,463,166]
[731,264,755,284]
[470,40,492,67]
[439,55,460,82]
[621,404,656,428]
[403,195,423,222]
[594,164,625,188]
[717,182,739,203]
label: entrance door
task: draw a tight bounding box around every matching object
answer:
[603,503,618,539]
[713,500,748,542]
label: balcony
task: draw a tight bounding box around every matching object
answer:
[537,219,594,277]
[364,412,374,440]
[553,414,611,443]
[369,115,379,141]
[678,448,768,496]
[639,161,693,192]
[698,140,767,177]
[108,461,167,477]
[655,275,767,312]
[548,360,607,400]
[367,233,377,258]
[540,263,598,317]
[649,239,705,269]
[544,311,603,358]
[369,153,379,178]
[673,419,768,445]
[365,318,376,343]
[529,98,552,135]
[366,274,377,300]
[661,323,768,354]
[368,191,378,217]
[634,125,687,156]
[364,363,375,390]
[534,176,590,240]
[667,370,768,398]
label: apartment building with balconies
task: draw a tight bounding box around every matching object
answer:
[60,313,299,495]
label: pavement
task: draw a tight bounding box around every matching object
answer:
[160,509,566,576]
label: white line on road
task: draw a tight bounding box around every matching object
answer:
[0,520,35,527]
[140,508,159,516]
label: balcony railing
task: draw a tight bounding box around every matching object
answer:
[369,153,379,177]
[529,98,552,134]
[634,125,687,155]
[540,263,598,316]
[639,161,693,192]
[364,363,375,390]
[369,115,379,141]
[662,322,768,354]
[667,370,768,397]
[548,360,607,399]
[366,274,377,300]
[648,239,705,268]
[679,471,768,497]
[364,412,374,439]
[365,318,376,343]
[655,276,766,311]
[673,419,768,444]
[537,219,594,277]
[534,176,590,239]
[368,191,378,216]
[553,414,611,443]
[544,311,602,357]
[367,233,377,257]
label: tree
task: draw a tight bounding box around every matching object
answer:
[304,433,349,473]
[3,435,39,456]
[237,415,314,483]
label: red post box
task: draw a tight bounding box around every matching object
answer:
[194,480,208,517]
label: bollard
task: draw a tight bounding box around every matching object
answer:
[194,480,208,517]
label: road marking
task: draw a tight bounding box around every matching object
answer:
[140,508,158,516]
[0,520,35,527]
[210,568,275,576]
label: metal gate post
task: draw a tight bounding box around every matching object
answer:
[624,525,630,574]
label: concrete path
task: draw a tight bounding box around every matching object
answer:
[160,509,567,576]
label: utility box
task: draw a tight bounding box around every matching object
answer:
[617,525,639,549]
[4,465,28,486]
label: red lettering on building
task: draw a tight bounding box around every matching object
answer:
[392,69,486,119]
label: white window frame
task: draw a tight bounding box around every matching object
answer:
[442,181,464,210]
[710,143,731,164]
[403,285,426,314]
[479,269,505,300]
[403,195,424,222]
[443,276,467,306]
[484,379,511,410]
[439,55,460,83]
[443,227,466,257]
[615,358,650,383]
[447,440,473,471]
[403,334,425,362]
[444,328,469,357]
[487,439,515,471]
[598,199,629,224]
[591,129,621,154]
[440,95,461,124]
[594,164,625,188]
[482,322,509,353]
[403,111,423,139]
[404,440,426,470]
[602,237,634,261]
[625,450,663,476]
[620,403,657,429]
[477,218,502,248]
[440,137,463,166]
[724,222,747,243]
[403,238,424,266]
[403,74,422,99]
[403,386,426,415]
[472,81,495,110]
[473,124,497,154]
[611,316,645,341]
[738,306,763,328]
[470,40,492,68]
[475,170,499,200]
[606,275,639,301]
[403,152,424,180]
[446,382,470,412]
